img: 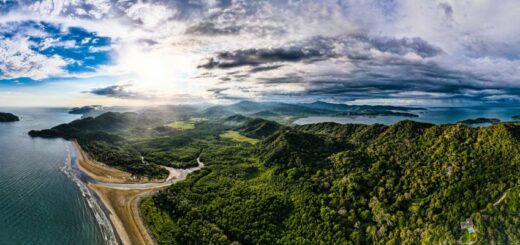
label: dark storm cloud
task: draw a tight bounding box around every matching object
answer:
[369,37,442,58]
[203,33,520,104]
[198,47,331,69]
[257,60,516,103]
[199,35,442,70]
[199,34,481,103]
[185,22,241,36]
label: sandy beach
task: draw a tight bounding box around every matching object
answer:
[74,141,163,184]
[89,184,157,245]
[73,142,163,245]
[72,141,203,245]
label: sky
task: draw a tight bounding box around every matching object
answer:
[1,0,520,107]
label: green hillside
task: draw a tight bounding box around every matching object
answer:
[28,109,520,244]
[143,120,520,244]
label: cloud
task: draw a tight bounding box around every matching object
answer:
[2,0,520,106]
[198,34,441,73]
[198,34,449,102]
[87,84,145,99]
[124,2,175,29]
[25,0,113,19]
[438,2,453,20]
[369,36,442,58]
[0,35,69,80]
[186,22,241,36]
[0,20,113,80]
[198,46,332,69]
[86,82,209,104]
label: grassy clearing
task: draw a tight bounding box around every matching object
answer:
[220,130,259,145]
[166,118,206,130]
[461,230,477,244]
[167,121,195,130]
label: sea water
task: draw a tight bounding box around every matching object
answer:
[294,106,520,125]
[0,108,106,245]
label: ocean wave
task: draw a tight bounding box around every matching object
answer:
[61,142,119,245]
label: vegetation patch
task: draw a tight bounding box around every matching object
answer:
[27,106,520,244]
[145,120,520,244]
[461,230,477,244]
[220,130,259,145]
[166,121,195,130]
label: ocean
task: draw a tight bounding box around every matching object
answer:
[0,108,105,245]
[294,106,520,125]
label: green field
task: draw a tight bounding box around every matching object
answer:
[167,118,207,130]
[167,121,195,130]
[220,130,259,145]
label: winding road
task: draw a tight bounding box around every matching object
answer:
[92,158,205,189]
[67,143,205,245]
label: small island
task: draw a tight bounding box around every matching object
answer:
[512,115,520,120]
[0,112,20,122]
[457,117,500,125]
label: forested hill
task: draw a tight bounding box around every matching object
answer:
[0,112,20,122]
[144,120,520,244]
[27,109,520,243]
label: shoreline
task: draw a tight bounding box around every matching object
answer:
[73,141,164,184]
[72,142,158,245]
[89,184,157,245]
[71,141,204,245]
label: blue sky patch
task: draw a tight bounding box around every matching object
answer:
[0,20,113,84]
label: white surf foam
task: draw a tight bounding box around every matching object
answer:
[61,141,119,245]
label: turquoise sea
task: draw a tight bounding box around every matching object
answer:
[0,108,106,245]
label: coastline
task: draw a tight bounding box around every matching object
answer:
[72,142,159,245]
[89,184,157,245]
[73,141,163,184]
[70,141,204,245]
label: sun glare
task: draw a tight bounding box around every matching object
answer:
[118,46,198,97]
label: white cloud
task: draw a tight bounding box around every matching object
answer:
[125,2,176,29]
[0,35,69,80]
[38,37,76,50]
[25,0,113,19]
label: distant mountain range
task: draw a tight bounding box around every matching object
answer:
[201,100,423,120]
[67,101,423,126]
